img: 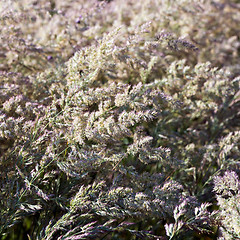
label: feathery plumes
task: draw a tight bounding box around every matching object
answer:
[1,0,240,239]
[214,171,240,240]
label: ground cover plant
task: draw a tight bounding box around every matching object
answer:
[0,0,240,239]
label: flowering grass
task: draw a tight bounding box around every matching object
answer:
[0,0,240,239]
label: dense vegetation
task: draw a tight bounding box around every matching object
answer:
[0,0,239,239]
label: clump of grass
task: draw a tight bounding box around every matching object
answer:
[1,0,240,239]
